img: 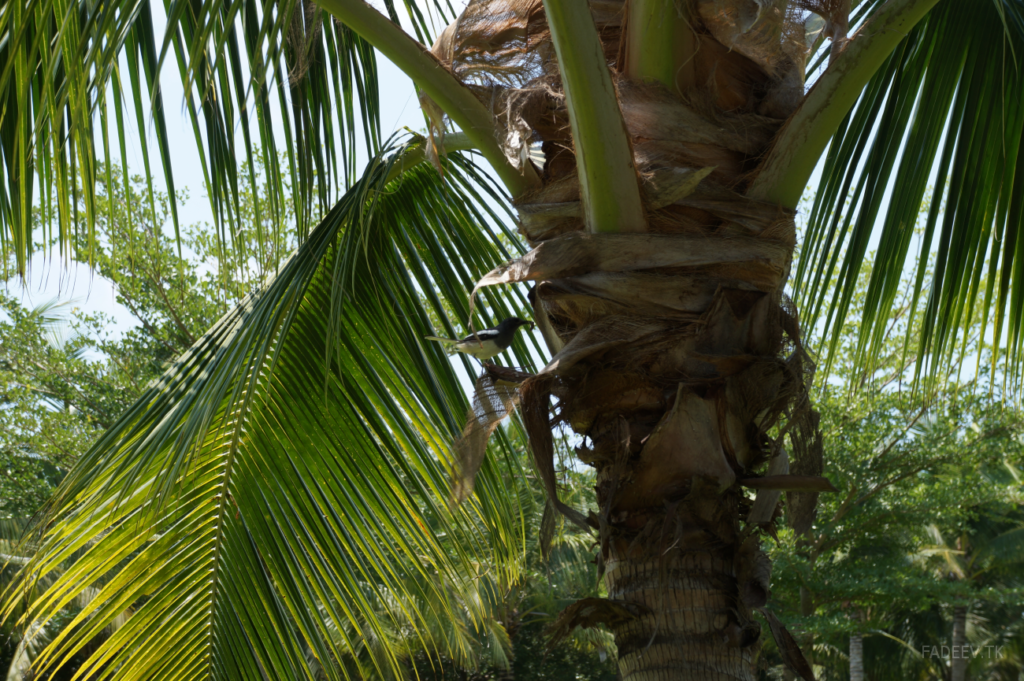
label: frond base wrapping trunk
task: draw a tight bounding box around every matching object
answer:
[441,0,831,677]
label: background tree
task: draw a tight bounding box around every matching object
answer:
[765,233,1024,679]
[0,298,100,519]
[3,0,1024,680]
[766,388,1024,680]
[915,503,1024,681]
[0,165,299,677]
[1,162,294,519]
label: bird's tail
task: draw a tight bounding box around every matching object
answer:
[424,336,458,355]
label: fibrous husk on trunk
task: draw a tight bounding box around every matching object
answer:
[548,597,649,646]
[431,0,838,677]
[463,180,825,674]
[453,191,824,676]
[424,0,845,168]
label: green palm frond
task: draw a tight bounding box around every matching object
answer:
[974,528,1024,577]
[0,0,441,277]
[969,508,1024,572]
[2,136,536,681]
[794,0,1024,388]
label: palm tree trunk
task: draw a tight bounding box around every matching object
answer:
[602,497,758,680]
[507,51,819,681]
[499,612,518,681]
[521,278,811,680]
[849,633,864,681]
[454,2,828,679]
[849,607,865,681]
[512,152,817,680]
[951,605,968,681]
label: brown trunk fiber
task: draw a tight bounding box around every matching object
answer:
[435,1,829,679]
[603,497,758,680]
[570,376,790,681]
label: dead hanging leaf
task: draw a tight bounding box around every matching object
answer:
[618,79,779,155]
[451,372,522,504]
[793,0,851,42]
[644,166,717,209]
[548,598,649,647]
[539,499,556,562]
[615,385,736,511]
[529,283,566,355]
[483,364,535,384]
[537,271,736,322]
[472,232,790,294]
[418,91,448,175]
[735,535,771,609]
[678,181,790,230]
[759,608,816,681]
[541,316,670,376]
[725,620,763,648]
[787,408,824,534]
[748,449,789,525]
[520,376,591,531]
[697,0,807,78]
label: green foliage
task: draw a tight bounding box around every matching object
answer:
[764,215,1024,679]
[0,137,547,681]
[0,297,100,518]
[1,156,298,520]
[1,144,615,681]
[796,0,1024,390]
[5,0,1024,678]
[0,0,418,276]
[768,386,1024,613]
[0,158,308,679]
[401,453,617,681]
[499,619,616,681]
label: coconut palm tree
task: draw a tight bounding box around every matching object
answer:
[2,0,1023,679]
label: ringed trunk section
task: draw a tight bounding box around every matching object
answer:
[951,605,968,681]
[849,633,864,681]
[602,496,759,680]
[431,0,843,678]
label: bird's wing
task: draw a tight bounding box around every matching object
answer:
[458,329,500,343]
[424,336,457,344]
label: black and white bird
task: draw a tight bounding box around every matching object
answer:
[425,317,534,360]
